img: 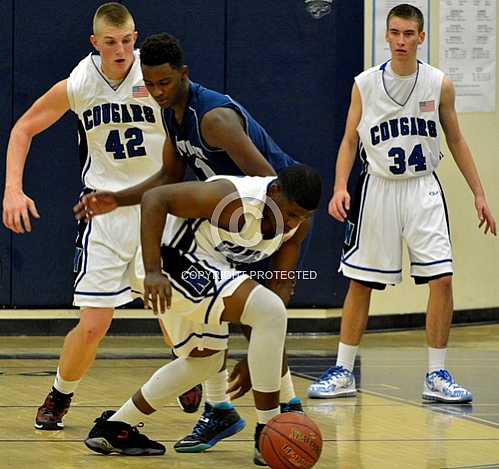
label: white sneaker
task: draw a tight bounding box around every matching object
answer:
[308,365,356,399]
[422,369,472,403]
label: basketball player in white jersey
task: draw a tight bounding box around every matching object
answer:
[83,165,321,465]
[1,3,173,430]
[308,4,496,402]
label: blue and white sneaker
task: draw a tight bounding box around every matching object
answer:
[307,365,356,399]
[280,397,304,413]
[174,402,245,452]
[422,369,473,403]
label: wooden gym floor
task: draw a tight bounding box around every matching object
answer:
[1,323,499,468]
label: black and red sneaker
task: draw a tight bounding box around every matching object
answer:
[84,410,165,456]
[34,387,73,430]
[177,384,203,413]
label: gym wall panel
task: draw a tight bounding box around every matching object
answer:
[124,0,226,92]
[5,1,363,308]
[226,1,364,306]
[0,1,13,305]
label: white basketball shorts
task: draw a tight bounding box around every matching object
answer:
[159,245,250,358]
[340,172,453,285]
[73,205,143,308]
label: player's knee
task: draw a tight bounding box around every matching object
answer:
[241,285,287,333]
[429,275,453,292]
[77,318,111,345]
[350,279,373,295]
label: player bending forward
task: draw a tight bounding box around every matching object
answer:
[84,164,321,466]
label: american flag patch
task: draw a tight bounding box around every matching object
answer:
[132,85,149,98]
[419,100,435,112]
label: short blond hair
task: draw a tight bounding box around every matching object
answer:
[93,2,135,35]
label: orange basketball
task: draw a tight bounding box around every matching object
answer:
[260,413,323,469]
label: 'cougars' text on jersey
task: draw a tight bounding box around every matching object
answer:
[82,103,156,131]
[356,61,444,179]
[67,50,165,191]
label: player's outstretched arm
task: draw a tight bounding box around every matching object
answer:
[439,76,496,235]
[201,107,276,176]
[3,80,70,233]
[73,136,186,220]
[329,83,361,223]
[140,179,239,313]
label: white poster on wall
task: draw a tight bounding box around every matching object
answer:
[439,0,496,113]
[372,0,430,65]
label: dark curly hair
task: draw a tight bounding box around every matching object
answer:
[278,164,322,211]
[140,33,184,69]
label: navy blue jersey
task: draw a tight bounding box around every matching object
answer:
[161,81,298,180]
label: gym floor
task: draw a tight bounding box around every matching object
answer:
[1,323,499,468]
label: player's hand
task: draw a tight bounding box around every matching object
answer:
[475,195,497,236]
[144,272,172,314]
[268,278,296,305]
[227,357,252,399]
[73,191,118,221]
[328,189,350,222]
[2,189,40,234]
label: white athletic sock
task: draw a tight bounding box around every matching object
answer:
[428,347,447,373]
[256,407,280,425]
[53,368,80,395]
[279,369,296,403]
[205,369,230,406]
[109,398,146,426]
[336,342,358,372]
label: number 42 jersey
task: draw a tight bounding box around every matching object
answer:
[356,61,444,179]
[67,50,165,191]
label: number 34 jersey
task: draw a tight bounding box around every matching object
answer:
[356,61,444,179]
[67,50,165,191]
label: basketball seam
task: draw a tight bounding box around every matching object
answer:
[264,431,299,469]
[269,418,322,438]
[266,426,317,465]
[269,418,323,444]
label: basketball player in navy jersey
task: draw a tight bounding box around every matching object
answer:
[83,165,321,466]
[308,4,496,402]
[75,33,305,452]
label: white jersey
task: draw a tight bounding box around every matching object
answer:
[162,175,298,269]
[356,61,444,179]
[158,175,299,357]
[67,50,165,191]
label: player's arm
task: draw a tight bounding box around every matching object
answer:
[266,219,311,306]
[74,135,186,220]
[3,79,70,233]
[439,76,496,235]
[140,179,238,313]
[201,107,276,176]
[116,135,186,204]
[329,83,362,222]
